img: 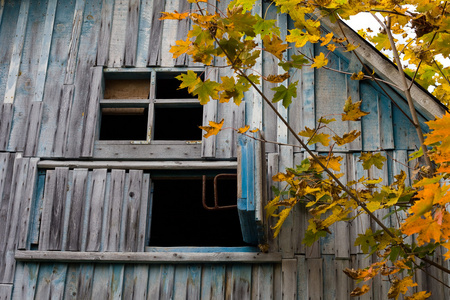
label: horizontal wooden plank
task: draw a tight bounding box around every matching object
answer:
[15,251,282,263]
[38,160,237,169]
[93,143,203,159]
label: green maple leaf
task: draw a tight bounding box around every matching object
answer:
[359,152,387,170]
[254,15,279,37]
[176,70,201,94]
[228,9,256,37]
[298,127,330,146]
[271,81,298,108]
[191,79,220,105]
[342,97,369,121]
[279,54,309,71]
[355,228,375,254]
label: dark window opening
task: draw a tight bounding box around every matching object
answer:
[99,107,148,140]
[156,72,203,99]
[149,173,247,247]
[153,105,203,140]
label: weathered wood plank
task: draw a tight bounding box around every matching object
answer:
[300,42,315,151]
[0,153,15,251]
[52,85,74,157]
[91,264,112,299]
[334,154,350,259]
[15,251,283,263]
[160,264,175,300]
[267,153,279,252]
[86,169,107,252]
[108,0,128,67]
[147,0,164,66]
[64,9,84,85]
[93,143,202,159]
[281,259,297,300]
[361,82,381,151]
[322,255,336,300]
[335,259,351,300]
[135,0,152,67]
[307,258,323,300]
[255,264,274,300]
[138,173,150,252]
[124,0,140,66]
[0,284,12,300]
[160,0,178,67]
[11,262,39,300]
[120,170,142,252]
[201,67,217,158]
[104,169,125,251]
[96,0,115,66]
[17,158,39,250]
[0,103,13,151]
[279,145,294,257]
[296,255,307,300]
[23,102,43,157]
[200,264,226,299]
[2,0,29,104]
[173,265,188,300]
[33,0,57,103]
[66,169,89,251]
[81,67,103,157]
[229,264,252,299]
[38,170,56,251]
[174,0,191,66]
[33,263,67,300]
[147,265,162,298]
[38,160,237,169]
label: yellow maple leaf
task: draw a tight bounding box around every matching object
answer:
[238,125,250,133]
[298,126,330,146]
[327,43,336,51]
[350,71,365,80]
[342,97,369,121]
[263,35,289,60]
[311,53,328,69]
[199,119,224,138]
[320,32,333,46]
[405,291,432,300]
[311,155,342,172]
[170,38,192,58]
[265,72,290,83]
[160,11,189,20]
[332,130,361,146]
[345,43,360,52]
[350,284,370,297]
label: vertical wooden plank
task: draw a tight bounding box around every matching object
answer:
[282,259,297,300]
[138,173,150,251]
[307,258,323,300]
[296,256,307,300]
[0,103,13,151]
[124,0,140,66]
[86,169,108,252]
[23,102,43,157]
[361,82,380,151]
[52,85,74,157]
[66,168,89,251]
[322,255,336,300]
[279,145,294,257]
[11,262,39,300]
[34,263,67,300]
[2,0,29,104]
[108,0,129,67]
[65,0,102,158]
[335,154,350,259]
[81,67,103,157]
[121,169,143,252]
[346,57,362,151]
[160,0,178,67]
[173,0,190,66]
[91,264,111,299]
[379,93,394,150]
[335,259,351,300]
[254,264,274,300]
[133,265,149,300]
[104,169,125,251]
[38,170,56,251]
[173,265,188,300]
[273,263,282,300]
[111,264,124,300]
[147,265,162,299]
[78,264,95,300]
[301,42,315,151]
[147,0,164,66]
[228,264,252,299]
[186,264,201,299]
[16,158,39,250]
[160,264,175,300]
[63,9,84,85]
[135,0,152,67]
[0,153,15,249]
[201,264,225,300]
[267,153,279,252]
[202,67,218,158]
[0,284,12,300]
[96,0,115,66]
[33,0,57,103]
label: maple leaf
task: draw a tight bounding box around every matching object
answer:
[238,125,250,133]
[405,291,431,300]
[342,97,369,121]
[199,119,224,138]
[176,70,201,94]
[332,130,361,146]
[263,34,288,60]
[345,43,360,52]
[311,155,342,172]
[388,276,417,300]
[311,53,328,69]
[265,72,290,83]
[254,15,279,37]
[350,285,370,297]
[320,32,333,46]
[278,54,309,71]
[160,11,189,20]
[350,71,365,80]
[327,44,336,51]
[170,39,192,59]
[298,127,330,146]
[317,117,336,124]
[359,152,387,170]
[271,81,298,108]
[286,28,310,48]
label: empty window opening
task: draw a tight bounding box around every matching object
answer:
[153,105,203,140]
[149,172,246,247]
[99,107,148,140]
[104,79,150,99]
[156,72,203,99]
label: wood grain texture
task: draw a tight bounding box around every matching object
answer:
[201,67,217,158]
[307,258,323,300]
[104,169,125,252]
[11,262,38,300]
[0,284,12,300]
[52,85,74,157]
[96,0,115,66]
[0,153,15,253]
[147,0,164,66]
[85,169,107,252]
[23,102,43,157]
[108,0,128,67]
[124,0,140,66]
[282,259,297,300]
[174,0,190,66]
[0,103,13,151]
[64,9,84,85]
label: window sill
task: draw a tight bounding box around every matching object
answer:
[15,251,282,264]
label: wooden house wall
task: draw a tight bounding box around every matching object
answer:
[0,0,447,299]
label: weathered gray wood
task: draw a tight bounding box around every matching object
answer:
[335,259,351,300]
[300,42,315,151]
[296,255,307,300]
[81,67,103,157]
[147,0,164,66]
[15,251,283,263]
[96,0,115,66]
[279,145,294,257]
[0,284,12,300]
[52,85,74,157]
[135,0,152,67]
[38,160,237,170]
[11,262,39,300]
[307,258,323,300]
[2,0,29,104]
[160,264,175,300]
[267,153,279,252]
[173,265,188,300]
[33,263,67,300]
[17,158,39,250]
[200,264,226,300]
[201,67,217,158]
[64,9,84,85]
[94,143,202,160]
[108,0,128,67]
[123,264,149,300]
[91,264,112,299]
[86,169,107,252]
[335,154,350,259]
[138,173,150,252]
[322,255,336,300]
[1,157,29,283]
[23,102,42,157]
[0,103,13,151]
[66,169,89,251]
[0,153,15,253]
[282,259,297,299]
[124,0,140,66]
[174,0,190,66]
[251,264,273,300]
[229,264,252,299]
[147,265,162,298]
[104,169,125,251]
[38,170,56,251]
[121,170,143,252]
